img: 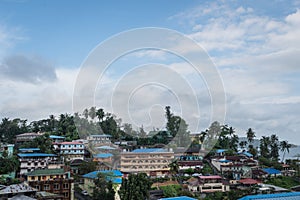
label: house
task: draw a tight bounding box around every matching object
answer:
[81,170,123,197]
[93,153,114,170]
[18,153,58,175]
[238,192,300,200]
[120,148,174,176]
[0,144,14,157]
[87,134,112,145]
[238,178,260,188]
[188,175,230,193]
[57,142,85,161]
[177,155,203,171]
[262,168,281,177]
[50,135,65,143]
[15,132,43,144]
[26,168,74,200]
[0,183,38,199]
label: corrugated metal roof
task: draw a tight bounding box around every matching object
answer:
[159,196,197,200]
[263,168,281,175]
[238,192,300,200]
[82,170,123,184]
[132,148,167,153]
[19,148,40,152]
[49,135,65,139]
[94,153,113,158]
[97,146,116,150]
[17,153,57,157]
[26,168,65,176]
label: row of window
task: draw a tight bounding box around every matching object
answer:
[34,183,69,190]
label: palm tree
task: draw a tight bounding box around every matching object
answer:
[96,108,105,122]
[246,128,255,143]
[239,141,248,150]
[168,159,179,180]
[280,140,292,162]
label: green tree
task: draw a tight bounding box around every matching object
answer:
[246,128,255,143]
[270,134,279,161]
[93,172,115,200]
[89,107,96,120]
[119,173,151,200]
[280,140,292,162]
[260,136,271,158]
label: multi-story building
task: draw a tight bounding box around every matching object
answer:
[18,153,58,175]
[26,168,74,200]
[15,132,43,144]
[211,155,258,180]
[0,144,14,157]
[58,142,85,161]
[120,148,174,176]
[188,175,230,193]
[81,170,122,197]
[87,134,112,145]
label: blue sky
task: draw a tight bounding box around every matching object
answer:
[1,0,300,143]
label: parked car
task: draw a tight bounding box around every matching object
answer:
[81,190,88,196]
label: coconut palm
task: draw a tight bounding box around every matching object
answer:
[280,140,292,162]
[246,128,255,143]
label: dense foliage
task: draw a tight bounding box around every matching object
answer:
[92,172,115,200]
[119,173,151,200]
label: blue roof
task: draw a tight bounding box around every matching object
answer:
[17,153,57,157]
[219,159,230,163]
[263,168,281,175]
[49,135,65,139]
[160,196,197,200]
[94,153,113,158]
[83,170,123,184]
[216,149,226,153]
[238,192,300,200]
[97,146,116,150]
[132,148,167,153]
[90,134,112,137]
[19,148,40,152]
[242,152,253,157]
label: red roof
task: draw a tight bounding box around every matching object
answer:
[59,142,83,145]
[199,175,222,179]
[238,178,260,185]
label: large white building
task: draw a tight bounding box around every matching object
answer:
[87,134,111,144]
[120,148,174,176]
[58,141,85,161]
[17,152,58,175]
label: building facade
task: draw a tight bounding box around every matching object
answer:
[18,153,58,175]
[26,168,74,200]
[188,175,230,193]
[120,148,174,176]
[15,132,43,144]
[58,142,84,161]
[87,134,112,145]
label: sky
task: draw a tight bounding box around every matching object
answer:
[0,0,300,143]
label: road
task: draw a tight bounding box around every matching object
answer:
[74,191,92,200]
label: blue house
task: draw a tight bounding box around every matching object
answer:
[81,170,123,195]
[263,168,281,176]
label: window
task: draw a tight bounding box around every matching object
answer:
[31,176,35,181]
[44,184,50,190]
[27,163,31,166]
[35,185,40,190]
[63,183,69,189]
[64,192,69,197]
[54,184,60,190]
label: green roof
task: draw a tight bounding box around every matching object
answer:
[26,168,65,176]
